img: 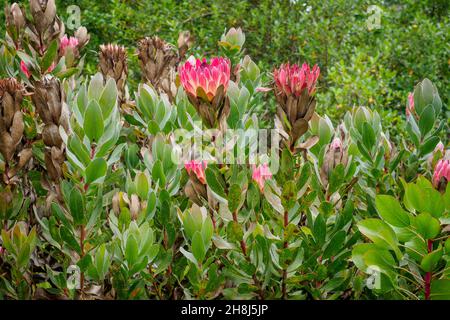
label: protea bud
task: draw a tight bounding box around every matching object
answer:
[99,44,128,104]
[31,77,67,181]
[177,31,193,60]
[273,63,320,150]
[74,26,90,49]
[184,160,208,206]
[137,36,178,102]
[412,78,442,116]
[252,163,272,192]
[320,137,348,187]
[179,56,231,129]
[5,3,26,48]
[59,35,79,56]
[219,27,245,52]
[112,192,145,220]
[433,159,450,192]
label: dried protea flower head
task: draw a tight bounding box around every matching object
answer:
[0,79,33,184]
[320,132,349,188]
[5,3,26,48]
[99,44,128,104]
[179,56,231,129]
[28,0,64,55]
[177,31,194,60]
[31,76,67,181]
[273,62,320,150]
[137,36,178,102]
[0,79,24,163]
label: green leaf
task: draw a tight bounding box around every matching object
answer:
[313,214,326,246]
[151,160,166,187]
[125,235,139,267]
[99,78,118,118]
[375,195,411,228]
[418,105,435,138]
[323,230,346,259]
[362,122,376,152]
[60,226,81,254]
[421,246,443,272]
[430,280,450,300]
[69,187,85,226]
[414,213,440,240]
[85,158,107,184]
[192,231,206,263]
[41,39,58,72]
[205,168,227,204]
[357,219,400,258]
[228,184,242,213]
[420,136,440,156]
[84,100,104,143]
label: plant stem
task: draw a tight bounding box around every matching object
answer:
[282,210,289,299]
[424,239,433,300]
[79,225,85,297]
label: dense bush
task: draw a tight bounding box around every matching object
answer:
[0,0,449,300]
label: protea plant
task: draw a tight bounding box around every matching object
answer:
[0,78,32,185]
[252,163,272,192]
[137,36,178,102]
[99,44,128,104]
[179,56,231,129]
[31,77,67,182]
[177,31,193,61]
[273,62,320,151]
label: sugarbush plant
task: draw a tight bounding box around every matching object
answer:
[0,1,448,300]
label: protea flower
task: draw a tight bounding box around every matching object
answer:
[179,56,231,129]
[252,164,272,192]
[138,36,178,102]
[433,159,450,192]
[320,136,349,188]
[273,62,320,151]
[99,44,128,104]
[185,160,207,185]
[59,35,79,56]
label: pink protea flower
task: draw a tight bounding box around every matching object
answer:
[406,92,415,117]
[185,160,208,184]
[433,159,450,189]
[60,35,79,56]
[273,63,320,97]
[252,164,272,192]
[179,56,231,102]
[20,61,31,78]
[0,246,4,256]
